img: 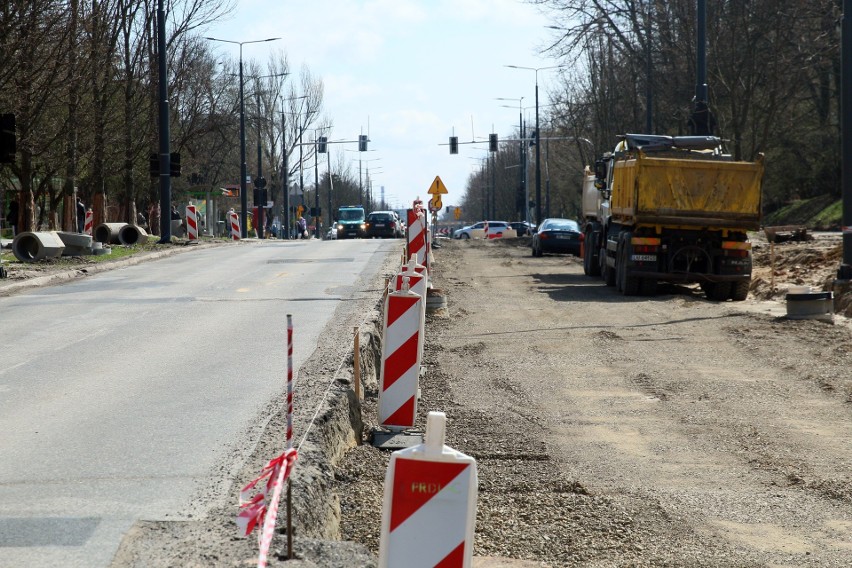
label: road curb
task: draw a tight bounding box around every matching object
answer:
[0,241,229,297]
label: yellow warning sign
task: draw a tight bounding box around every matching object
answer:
[429,194,443,212]
[427,176,448,195]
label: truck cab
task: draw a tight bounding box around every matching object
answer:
[336,206,366,239]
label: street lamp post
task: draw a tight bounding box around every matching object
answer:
[205,36,280,238]
[505,65,565,226]
[496,97,525,221]
[280,97,308,239]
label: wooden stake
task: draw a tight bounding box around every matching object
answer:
[770,241,776,292]
[353,326,361,400]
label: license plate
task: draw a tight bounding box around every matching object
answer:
[375,223,385,227]
[631,254,657,262]
[556,235,573,240]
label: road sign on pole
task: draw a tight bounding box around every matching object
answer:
[428,194,442,212]
[427,176,448,195]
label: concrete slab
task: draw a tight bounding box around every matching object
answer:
[370,429,423,450]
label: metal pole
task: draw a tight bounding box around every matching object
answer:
[256,91,264,239]
[327,148,332,235]
[282,109,289,239]
[696,0,707,103]
[842,0,852,277]
[239,48,248,238]
[545,136,550,218]
[535,78,542,226]
[517,107,524,221]
[156,0,171,243]
[645,0,653,133]
[490,153,496,219]
[358,157,363,206]
[314,137,320,238]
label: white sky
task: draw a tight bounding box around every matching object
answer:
[204,0,562,210]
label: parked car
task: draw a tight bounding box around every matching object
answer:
[531,218,583,257]
[365,211,403,238]
[509,221,536,236]
[453,221,510,239]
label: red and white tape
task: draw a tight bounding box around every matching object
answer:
[237,449,298,567]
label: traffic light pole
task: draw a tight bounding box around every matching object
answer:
[156,0,171,243]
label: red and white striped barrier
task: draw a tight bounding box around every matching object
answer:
[84,209,93,236]
[379,412,478,568]
[185,204,198,242]
[229,211,240,240]
[379,277,424,430]
[395,257,427,363]
[407,208,427,268]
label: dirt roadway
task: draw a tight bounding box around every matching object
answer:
[337,238,852,567]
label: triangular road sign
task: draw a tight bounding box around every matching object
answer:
[427,176,448,195]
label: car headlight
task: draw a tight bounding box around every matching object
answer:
[337,224,343,230]
[360,223,366,229]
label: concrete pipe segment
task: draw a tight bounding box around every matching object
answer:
[56,231,94,256]
[118,224,149,246]
[12,231,66,262]
[94,223,127,244]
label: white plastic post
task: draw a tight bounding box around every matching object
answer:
[378,412,478,568]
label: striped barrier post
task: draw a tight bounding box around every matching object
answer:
[378,277,423,430]
[394,259,427,363]
[407,209,427,268]
[379,412,478,568]
[285,313,295,560]
[84,209,93,236]
[185,204,198,242]
[229,211,240,240]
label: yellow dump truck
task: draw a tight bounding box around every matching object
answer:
[582,134,764,300]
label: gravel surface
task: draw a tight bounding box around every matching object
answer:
[336,236,852,567]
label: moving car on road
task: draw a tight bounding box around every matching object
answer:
[532,218,583,257]
[336,205,366,239]
[364,211,403,238]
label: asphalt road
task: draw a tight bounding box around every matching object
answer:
[0,238,399,567]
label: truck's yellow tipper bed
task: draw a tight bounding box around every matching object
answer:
[610,152,764,230]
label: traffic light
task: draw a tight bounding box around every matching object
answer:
[169,152,181,177]
[317,136,327,153]
[149,153,159,177]
[358,134,368,152]
[489,133,498,153]
[0,114,16,164]
[449,136,458,155]
[254,176,267,189]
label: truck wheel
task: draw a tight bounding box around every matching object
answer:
[704,281,732,301]
[618,234,640,296]
[583,231,601,277]
[730,280,750,301]
[602,243,616,286]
